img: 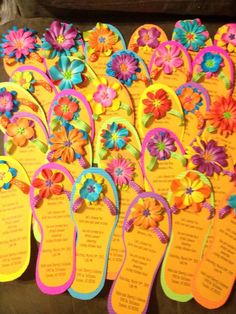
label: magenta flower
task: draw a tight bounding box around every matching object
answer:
[147,131,177,160]
[106,155,135,186]
[1,27,38,62]
[0,90,14,114]
[42,20,82,58]
[222,24,236,47]
[155,45,183,74]
[137,27,160,49]
[93,84,116,107]
[190,139,228,176]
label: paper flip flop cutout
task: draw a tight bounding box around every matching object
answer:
[41,20,84,70]
[172,19,212,60]
[30,163,76,294]
[10,65,58,116]
[84,23,126,76]
[176,82,210,146]
[192,187,236,309]
[0,156,31,282]
[0,82,48,131]
[48,89,94,141]
[128,24,168,67]
[68,167,119,300]
[106,49,151,134]
[149,40,192,90]
[108,192,171,314]
[96,118,143,280]
[0,26,46,76]
[161,170,214,302]
[4,112,49,180]
[192,46,234,103]
[141,128,186,197]
[138,83,185,140]
[214,24,236,98]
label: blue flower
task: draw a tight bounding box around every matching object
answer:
[201,52,223,73]
[173,19,208,52]
[228,195,236,214]
[101,122,129,150]
[0,160,17,190]
[49,56,85,90]
[80,178,103,202]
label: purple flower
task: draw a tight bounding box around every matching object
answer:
[191,139,228,176]
[137,27,160,49]
[147,132,177,160]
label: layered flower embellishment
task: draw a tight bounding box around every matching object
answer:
[154,45,184,75]
[84,23,119,61]
[206,96,236,136]
[49,56,85,90]
[171,171,211,213]
[215,24,236,53]
[185,138,228,177]
[173,19,209,52]
[32,168,64,199]
[42,20,83,59]
[130,198,165,229]
[106,155,135,189]
[0,88,19,120]
[177,86,203,114]
[0,26,40,63]
[106,51,141,87]
[11,71,36,93]
[78,173,105,204]
[101,122,129,151]
[6,117,35,147]
[0,160,17,190]
[130,27,161,52]
[49,126,88,164]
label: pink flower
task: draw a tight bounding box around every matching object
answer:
[222,24,236,46]
[106,156,135,186]
[0,91,14,113]
[93,84,117,107]
[155,45,183,74]
[1,27,37,62]
[137,27,160,49]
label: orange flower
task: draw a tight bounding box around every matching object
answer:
[6,118,35,146]
[171,171,211,212]
[84,23,118,55]
[50,126,88,163]
[206,96,236,136]
[131,198,164,229]
[178,87,201,112]
[143,89,172,119]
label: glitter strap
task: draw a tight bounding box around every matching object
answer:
[29,52,43,63]
[193,72,205,83]
[142,113,153,127]
[47,150,54,162]
[219,205,231,219]
[32,189,71,208]
[218,71,231,90]
[120,102,132,116]
[11,178,29,194]
[152,227,168,244]
[72,196,117,215]
[34,80,52,92]
[50,119,59,131]
[147,156,157,171]
[168,109,185,126]
[170,152,187,166]
[31,139,48,154]
[126,143,140,159]
[98,147,108,160]
[4,139,14,153]
[203,202,215,219]
[195,111,205,129]
[129,180,144,194]
[70,119,91,133]
[78,156,89,169]
[18,98,38,112]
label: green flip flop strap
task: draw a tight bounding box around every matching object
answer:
[142,113,153,127]
[168,109,185,126]
[71,119,91,133]
[126,143,140,159]
[207,125,217,133]
[193,72,205,82]
[93,113,99,121]
[218,71,231,90]
[120,103,132,116]
[171,152,187,166]
[50,118,60,131]
[147,156,158,171]
[98,147,108,160]
[31,139,48,153]
[4,139,14,153]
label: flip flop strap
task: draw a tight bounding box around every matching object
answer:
[29,52,43,63]
[11,178,29,194]
[70,119,91,133]
[120,102,132,116]
[152,227,168,244]
[147,152,186,171]
[72,196,117,215]
[18,98,38,112]
[99,144,140,160]
[78,156,88,169]
[32,189,72,208]
[33,80,52,92]
[129,180,144,194]
[5,138,48,154]
[219,205,231,219]
[142,110,184,127]
[171,202,214,219]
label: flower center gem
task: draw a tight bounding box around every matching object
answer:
[229,33,235,40]
[56,35,65,44]
[186,187,193,195]
[120,63,128,72]
[186,32,195,41]
[111,133,119,141]
[98,36,106,43]
[0,171,6,180]
[143,33,150,43]
[156,141,166,151]
[19,78,26,85]
[63,70,73,80]
[87,184,95,193]
[202,152,213,162]
[101,91,109,100]
[0,97,8,106]
[143,208,150,217]
[223,111,232,119]
[17,127,25,135]
[153,99,162,107]
[115,167,123,176]
[205,59,215,68]
[45,179,52,187]
[15,40,24,49]
[62,104,69,113]
[64,141,71,147]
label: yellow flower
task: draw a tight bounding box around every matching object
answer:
[0,163,13,188]
[11,71,34,91]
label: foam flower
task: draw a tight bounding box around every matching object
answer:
[0,88,19,118]
[0,161,17,190]
[147,131,177,160]
[54,96,80,121]
[0,26,39,62]
[131,198,164,229]
[143,89,172,119]
[200,52,223,76]
[173,19,209,51]
[206,96,236,136]
[32,168,64,199]
[106,51,141,86]
[171,171,211,212]
[177,86,202,114]
[11,71,35,93]
[78,173,104,203]
[185,138,228,177]
[101,122,129,150]
[49,56,85,90]
[83,22,118,59]
[215,24,236,53]
[106,155,135,187]
[137,27,160,49]
[42,20,82,59]
[155,45,183,74]
[6,117,35,147]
